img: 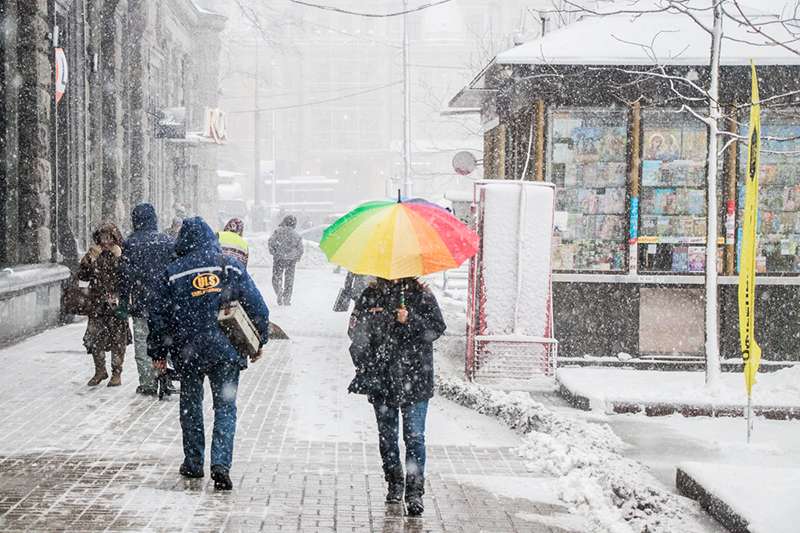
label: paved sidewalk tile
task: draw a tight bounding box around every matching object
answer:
[0,270,574,532]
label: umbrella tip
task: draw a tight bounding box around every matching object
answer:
[397,189,402,203]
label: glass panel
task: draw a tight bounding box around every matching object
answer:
[738,110,800,273]
[638,110,723,273]
[548,108,628,272]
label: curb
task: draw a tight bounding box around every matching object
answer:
[676,468,751,533]
[556,381,800,419]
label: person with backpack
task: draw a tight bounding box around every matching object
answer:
[148,217,270,490]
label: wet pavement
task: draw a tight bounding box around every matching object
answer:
[0,268,577,532]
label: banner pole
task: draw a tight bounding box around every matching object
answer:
[746,393,752,443]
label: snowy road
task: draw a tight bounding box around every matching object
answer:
[0,267,577,532]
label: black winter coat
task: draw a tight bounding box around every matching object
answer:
[119,204,175,317]
[347,280,446,407]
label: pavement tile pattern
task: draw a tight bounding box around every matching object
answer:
[0,272,574,532]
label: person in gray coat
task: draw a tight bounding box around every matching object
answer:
[268,214,304,305]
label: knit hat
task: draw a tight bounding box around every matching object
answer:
[224,217,245,236]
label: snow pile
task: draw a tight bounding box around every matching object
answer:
[436,376,714,533]
[679,462,800,533]
[558,367,800,410]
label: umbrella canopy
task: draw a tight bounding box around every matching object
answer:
[320,198,479,280]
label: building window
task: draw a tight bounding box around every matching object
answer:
[548,108,628,272]
[738,110,800,273]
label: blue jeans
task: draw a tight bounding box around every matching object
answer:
[373,401,429,481]
[180,361,240,471]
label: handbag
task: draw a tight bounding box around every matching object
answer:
[61,276,93,316]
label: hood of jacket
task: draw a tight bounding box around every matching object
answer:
[132,203,158,232]
[175,216,221,257]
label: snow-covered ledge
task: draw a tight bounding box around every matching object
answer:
[0,263,71,345]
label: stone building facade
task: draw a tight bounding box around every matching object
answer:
[0,0,225,343]
[0,0,225,267]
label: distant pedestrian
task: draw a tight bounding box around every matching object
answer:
[119,203,175,396]
[148,217,270,490]
[268,214,303,305]
[79,223,132,387]
[218,217,249,267]
[347,277,446,516]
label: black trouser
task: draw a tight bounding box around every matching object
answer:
[272,259,297,303]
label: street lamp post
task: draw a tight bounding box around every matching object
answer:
[402,0,412,198]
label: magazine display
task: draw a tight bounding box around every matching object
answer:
[638,112,720,273]
[739,117,800,273]
[549,109,628,271]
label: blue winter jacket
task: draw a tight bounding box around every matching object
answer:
[147,217,270,373]
[120,203,175,317]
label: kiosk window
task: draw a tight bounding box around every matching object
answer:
[548,108,628,272]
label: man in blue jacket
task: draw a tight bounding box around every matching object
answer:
[120,203,175,395]
[148,217,270,490]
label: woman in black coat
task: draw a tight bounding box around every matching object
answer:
[347,277,446,516]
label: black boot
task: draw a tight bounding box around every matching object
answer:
[179,462,204,479]
[385,468,404,504]
[211,465,233,490]
[405,475,425,516]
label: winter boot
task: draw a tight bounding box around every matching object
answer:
[211,465,233,490]
[385,468,405,504]
[405,475,425,517]
[179,462,204,479]
[107,352,124,387]
[87,353,108,386]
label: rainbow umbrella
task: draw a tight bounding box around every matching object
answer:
[320,197,479,280]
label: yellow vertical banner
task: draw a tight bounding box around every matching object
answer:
[738,62,762,397]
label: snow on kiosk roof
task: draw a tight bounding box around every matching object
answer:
[496,10,800,67]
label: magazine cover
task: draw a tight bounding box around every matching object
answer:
[653,188,677,215]
[688,246,705,272]
[687,190,705,216]
[672,245,689,272]
[642,160,662,186]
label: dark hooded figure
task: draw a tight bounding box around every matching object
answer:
[79,223,132,387]
[268,214,304,305]
[347,277,446,516]
[120,203,175,396]
[147,217,270,490]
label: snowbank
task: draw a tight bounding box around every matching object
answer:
[436,376,715,533]
[558,367,800,411]
[678,462,800,533]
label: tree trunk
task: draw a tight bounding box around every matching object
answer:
[705,0,723,387]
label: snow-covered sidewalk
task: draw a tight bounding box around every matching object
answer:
[0,267,582,532]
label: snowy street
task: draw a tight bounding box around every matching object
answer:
[0,268,580,532]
